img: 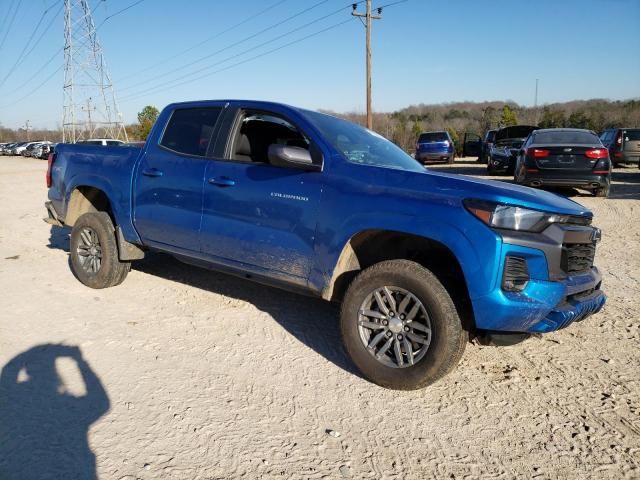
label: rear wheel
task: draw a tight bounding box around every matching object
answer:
[340,260,467,390]
[594,179,610,197]
[70,212,131,289]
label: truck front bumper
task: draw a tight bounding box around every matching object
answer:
[471,222,606,334]
[472,266,605,333]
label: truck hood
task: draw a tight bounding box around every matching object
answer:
[415,169,591,217]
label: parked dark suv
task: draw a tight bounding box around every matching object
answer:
[599,128,640,167]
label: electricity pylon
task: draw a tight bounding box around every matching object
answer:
[62,0,128,143]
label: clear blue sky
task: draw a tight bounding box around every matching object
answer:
[0,0,639,129]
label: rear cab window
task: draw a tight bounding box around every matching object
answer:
[160,107,222,157]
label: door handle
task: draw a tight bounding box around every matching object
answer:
[208,177,235,187]
[142,168,163,177]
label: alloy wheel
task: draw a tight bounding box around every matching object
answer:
[76,227,102,274]
[357,286,432,368]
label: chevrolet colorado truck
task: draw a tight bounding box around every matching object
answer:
[45,100,606,390]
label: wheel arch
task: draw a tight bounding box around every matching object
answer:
[323,229,476,331]
[65,185,115,227]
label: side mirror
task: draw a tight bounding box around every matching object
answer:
[268,144,320,171]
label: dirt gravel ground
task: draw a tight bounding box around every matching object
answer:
[0,155,639,479]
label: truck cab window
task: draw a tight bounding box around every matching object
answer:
[232,112,309,164]
[160,107,222,157]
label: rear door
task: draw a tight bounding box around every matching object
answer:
[133,105,224,251]
[463,133,481,157]
[199,106,323,284]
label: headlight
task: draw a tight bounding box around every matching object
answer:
[464,199,570,233]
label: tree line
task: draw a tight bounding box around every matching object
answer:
[326,98,640,154]
[1,99,638,153]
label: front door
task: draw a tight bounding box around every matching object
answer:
[200,108,323,283]
[133,106,224,251]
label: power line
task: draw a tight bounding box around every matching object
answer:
[23,2,65,60]
[119,0,334,92]
[116,0,291,83]
[374,0,409,10]
[94,0,146,29]
[0,1,63,89]
[120,17,355,103]
[0,0,23,54]
[0,65,63,109]
[1,0,144,102]
[121,2,360,100]
[0,0,18,35]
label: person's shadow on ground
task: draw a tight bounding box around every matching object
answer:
[0,344,109,480]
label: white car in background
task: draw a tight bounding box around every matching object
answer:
[14,142,40,156]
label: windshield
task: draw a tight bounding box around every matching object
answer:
[304,111,424,172]
[418,132,448,143]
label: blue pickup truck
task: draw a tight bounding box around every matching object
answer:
[45,100,606,390]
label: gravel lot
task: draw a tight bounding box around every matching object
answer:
[0,155,639,479]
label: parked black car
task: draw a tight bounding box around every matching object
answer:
[487,125,539,174]
[599,127,640,167]
[514,128,611,197]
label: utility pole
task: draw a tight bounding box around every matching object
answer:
[534,78,539,124]
[63,0,128,143]
[82,97,96,138]
[352,1,382,130]
[24,120,31,141]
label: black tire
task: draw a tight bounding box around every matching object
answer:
[594,180,610,198]
[69,212,131,289]
[340,260,467,390]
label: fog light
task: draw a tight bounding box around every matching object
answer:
[502,256,529,292]
[493,160,499,166]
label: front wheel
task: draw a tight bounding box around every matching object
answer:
[340,260,467,390]
[70,212,131,289]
